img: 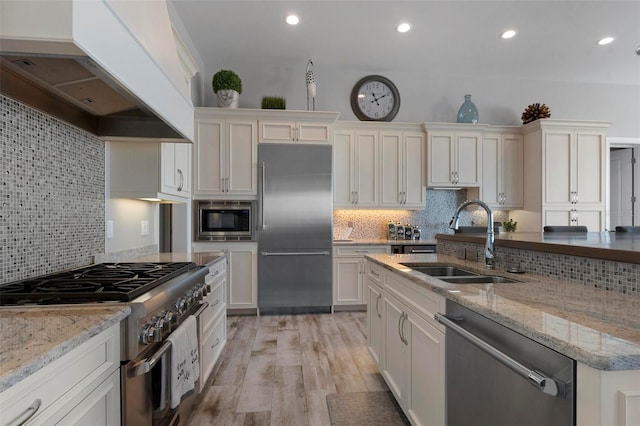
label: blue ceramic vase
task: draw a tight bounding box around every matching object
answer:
[457,94,479,124]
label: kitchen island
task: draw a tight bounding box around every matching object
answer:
[365,231,640,426]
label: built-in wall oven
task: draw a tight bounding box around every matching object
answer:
[195,200,255,241]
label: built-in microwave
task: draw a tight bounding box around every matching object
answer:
[195,200,255,241]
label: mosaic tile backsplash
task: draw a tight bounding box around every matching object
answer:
[438,239,640,297]
[1,96,105,284]
[334,189,509,240]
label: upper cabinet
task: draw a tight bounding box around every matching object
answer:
[481,129,524,209]
[109,141,191,202]
[424,123,482,188]
[512,119,609,232]
[334,122,425,210]
[258,110,339,144]
[193,109,258,198]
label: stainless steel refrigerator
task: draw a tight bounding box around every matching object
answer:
[257,143,333,314]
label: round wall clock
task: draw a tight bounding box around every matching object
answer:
[350,75,400,121]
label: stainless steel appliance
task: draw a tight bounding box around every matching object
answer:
[194,200,255,241]
[435,300,575,426]
[0,262,213,426]
[257,143,333,314]
[391,244,437,254]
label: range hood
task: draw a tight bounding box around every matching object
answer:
[1,53,187,141]
[0,0,196,142]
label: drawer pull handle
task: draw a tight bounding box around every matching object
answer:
[8,399,42,426]
[354,250,369,253]
[212,299,219,307]
[212,337,220,349]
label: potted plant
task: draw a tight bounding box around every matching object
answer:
[503,218,518,233]
[261,96,286,109]
[212,69,242,108]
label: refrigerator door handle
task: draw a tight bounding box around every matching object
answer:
[259,162,267,230]
[260,251,331,256]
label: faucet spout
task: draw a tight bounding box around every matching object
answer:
[450,199,495,270]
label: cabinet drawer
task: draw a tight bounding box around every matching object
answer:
[334,245,390,257]
[199,279,225,335]
[206,259,226,283]
[386,273,445,331]
[0,324,120,426]
[366,261,385,285]
[199,312,226,392]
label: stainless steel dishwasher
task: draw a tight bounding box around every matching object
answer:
[435,300,575,426]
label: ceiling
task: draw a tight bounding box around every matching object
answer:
[169,0,640,92]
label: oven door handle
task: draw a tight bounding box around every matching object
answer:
[194,301,209,317]
[130,341,172,377]
[434,313,560,397]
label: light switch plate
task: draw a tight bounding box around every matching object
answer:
[456,247,466,260]
[106,221,114,239]
[141,220,149,236]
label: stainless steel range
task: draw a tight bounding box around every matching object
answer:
[0,262,212,426]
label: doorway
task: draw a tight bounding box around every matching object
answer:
[608,138,640,229]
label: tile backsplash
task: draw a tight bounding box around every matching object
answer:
[1,96,105,284]
[334,189,509,240]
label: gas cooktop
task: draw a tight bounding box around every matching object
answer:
[0,262,197,305]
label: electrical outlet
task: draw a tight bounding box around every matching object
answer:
[141,220,149,236]
[106,221,114,239]
[456,247,466,260]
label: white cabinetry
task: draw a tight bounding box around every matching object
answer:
[198,257,227,392]
[193,242,258,312]
[194,109,257,198]
[481,129,524,209]
[425,123,482,187]
[512,120,609,232]
[109,141,191,201]
[0,324,120,426]
[367,260,446,426]
[258,110,338,144]
[334,122,425,209]
[333,245,389,307]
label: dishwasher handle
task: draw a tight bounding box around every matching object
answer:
[434,313,560,398]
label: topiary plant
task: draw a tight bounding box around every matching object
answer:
[503,218,518,232]
[261,96,286,109]
[212,70,242,94]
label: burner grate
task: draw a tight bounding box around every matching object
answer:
[0,262,196,305]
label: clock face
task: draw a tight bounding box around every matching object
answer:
[350,75,400,121]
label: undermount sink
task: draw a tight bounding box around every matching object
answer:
[439,276,522,284]
[333,239,353,242]
[399,264,479,277]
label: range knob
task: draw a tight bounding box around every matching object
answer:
[175,298,187,315]
[153,318,165,342]
[161,311,174,331]
[201,283,209,297]
[140,323,158,345]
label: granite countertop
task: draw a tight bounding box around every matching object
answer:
[0,305,131,392]
[129,251,227,266]
[333,238,438,245]
[437,232,640,264]
[366,253,640,371]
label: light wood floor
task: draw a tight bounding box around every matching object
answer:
[188,312,388,426]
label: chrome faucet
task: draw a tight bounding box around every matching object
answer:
[449,200,496,270]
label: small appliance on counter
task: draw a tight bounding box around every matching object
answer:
[387,220,421,240]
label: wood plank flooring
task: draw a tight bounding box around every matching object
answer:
[188,312,388,426]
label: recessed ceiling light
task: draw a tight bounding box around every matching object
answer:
[598,36,615,45]
[286,15,299,25]
[501,30,517,39]
[397,23,411,33]
[636,45,640,56]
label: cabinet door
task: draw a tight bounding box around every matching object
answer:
[574,131,605,205]
[194,119,225,194]
[482,135,501,206]
[333,257,364,305]
[174,143,191,195]
[544,130,572,204]
[383,295,408,404]
[576,209,603,231]
[226,120,257,195]
[228,246,257,309]
[258,121,295,143]
[380,131,403,206]
[367,280,384,367]
[427,131,454,186]
[544,209,573,227]
[403,132,425,208]
[297,122,332,144]
[354,131,378,206]
[334,130,356,207]
[56,369,120,426]
[455,131,482,186]
[406,310,445,426]
[501,135,523,208]
[161,143,178,194]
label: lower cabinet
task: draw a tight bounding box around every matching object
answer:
[193,242,258,311]
[0,324,120,426]
[367,260,445,426]
[333,245,390,307]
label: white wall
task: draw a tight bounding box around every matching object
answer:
[199,64,640,138]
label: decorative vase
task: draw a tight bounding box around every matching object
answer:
[216,90,239,108]
[457,94,479,124]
